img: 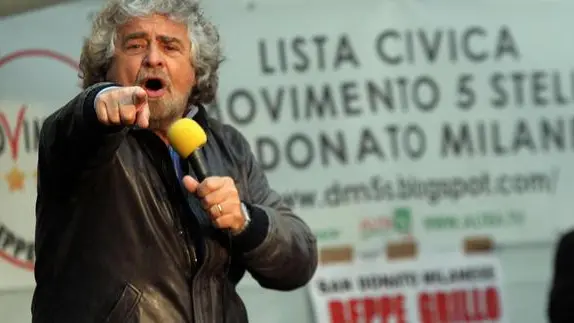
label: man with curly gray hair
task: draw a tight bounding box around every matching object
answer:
[32,0,318,322]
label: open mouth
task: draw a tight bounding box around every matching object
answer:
[143,78,165,91]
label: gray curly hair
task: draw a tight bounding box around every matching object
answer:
[79,0,223,105]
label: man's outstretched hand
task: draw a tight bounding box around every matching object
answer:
[95,86,150,128]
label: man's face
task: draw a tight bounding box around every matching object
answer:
[107,14,196,130]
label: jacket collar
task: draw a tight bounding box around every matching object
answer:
[190,104,210,130]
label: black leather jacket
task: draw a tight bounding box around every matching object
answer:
[32,83,318,323]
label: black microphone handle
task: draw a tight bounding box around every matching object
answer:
[188,149,210,182]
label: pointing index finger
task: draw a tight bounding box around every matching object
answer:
[132,86,148,107]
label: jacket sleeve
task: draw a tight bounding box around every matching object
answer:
[548,231,574,323]
[226,126,318,291]
[40,82,126,171]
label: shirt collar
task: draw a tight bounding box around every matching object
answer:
[186,105,199,119]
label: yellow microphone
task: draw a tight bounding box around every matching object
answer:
[167,118,209,181]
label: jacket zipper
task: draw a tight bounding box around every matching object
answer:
[178,228,196,279]
[160,159,197,278]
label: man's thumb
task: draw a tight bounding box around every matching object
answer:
[135,102,149,128]
[182,175,199,193]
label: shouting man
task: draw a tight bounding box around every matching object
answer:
[32,0,318,322]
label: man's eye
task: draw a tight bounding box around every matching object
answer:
[127,44,143,49]
[165,45,179,51]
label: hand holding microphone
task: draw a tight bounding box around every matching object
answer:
[168,119,247,234]
[94,86,150,128]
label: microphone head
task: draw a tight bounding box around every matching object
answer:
[167,118,207,158]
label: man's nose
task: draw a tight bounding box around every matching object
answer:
[143,44,165,68]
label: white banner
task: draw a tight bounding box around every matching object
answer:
[309,254,508,323]
[1,0,574,288]
[207,0,574,254]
